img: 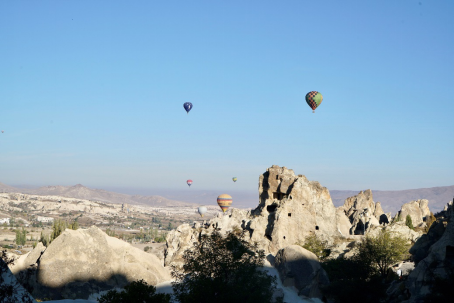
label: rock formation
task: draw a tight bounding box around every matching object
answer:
[165,165,350,300]
[394,199,431,227]
[274,245,329,300]
[12,226,170,300]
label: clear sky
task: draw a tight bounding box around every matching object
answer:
[1,1,453,194]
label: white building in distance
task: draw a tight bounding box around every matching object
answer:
[36,216,54,223]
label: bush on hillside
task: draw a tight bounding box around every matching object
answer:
[301,234,331,261]
[171,230,281,303]
[405,215,414,230]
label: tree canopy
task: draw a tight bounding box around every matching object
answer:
[171,230,280,303]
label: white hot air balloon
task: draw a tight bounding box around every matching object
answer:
[198,206,207,217]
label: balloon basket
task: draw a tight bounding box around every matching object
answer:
[312,110,315,113]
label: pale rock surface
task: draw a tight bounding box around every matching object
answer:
[18,226,170,300]
[274,245,329,300]
[368,221,422,243]
[165,165,349,266]
[395,199,431,227]
[402,202,454,302]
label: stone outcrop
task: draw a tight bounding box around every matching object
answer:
[1,257,37,303]
[340,190,383,234]
[402,202,454,302]
[394,199,431,227]
[14,226,171,300]
[165,166,350,267]
[274,245,329,300]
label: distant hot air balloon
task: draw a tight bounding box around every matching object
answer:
[217,194,232,213]
[198,206,207,217]
[232,177,237,183]
[183,102,193,114]
[1,130,3,133]
[305,91,323,113]
[187,180,193,187]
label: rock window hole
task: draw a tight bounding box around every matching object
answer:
[288,213,291,217]
[315,226,319,230]
[265,234,272,241]
[276,175,279,180]
[283,236,286,239]
[267,205,277,213]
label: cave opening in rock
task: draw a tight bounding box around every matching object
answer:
[265,234,272,241]
[288,213,291,217]
[315,226,319,230]
[267,205,277,213]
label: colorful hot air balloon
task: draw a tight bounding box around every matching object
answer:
[187,180,193,187]
[198,206,207,217]
[217,194,232,213]
[305,91,323,113]
[183,102,193,114]
[232,177,237,183]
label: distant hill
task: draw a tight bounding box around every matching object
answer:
[2,182,453,214]
[331,185,454,215]
[1,183,195,207]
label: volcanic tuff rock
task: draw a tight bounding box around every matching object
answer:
[14,226,170,300]
[0,258,37,303]
[395,199,431,227]
[402,201,454,302]
[274,245,329,300]
[165,165,350,268]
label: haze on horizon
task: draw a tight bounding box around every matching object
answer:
[1,1,453,194]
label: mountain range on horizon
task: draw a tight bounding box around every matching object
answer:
[0,182,453,215]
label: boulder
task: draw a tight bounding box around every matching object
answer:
[26,226,171,300]
[395,199,431,227]
[274,245,329,299]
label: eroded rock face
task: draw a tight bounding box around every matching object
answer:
[165,165,349,272]
[0,258,37,303]
[274,245,329,299]
[340,190,384,235]
[395,199,431,227]
[403,202,454,302]
[23,226,170,300]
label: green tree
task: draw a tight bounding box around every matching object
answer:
[301,234,331,261]
[98,279,170,303]
[69,219,79,230]
[405,215,414,230]
[40,231,50,247]
[171,230,280,303]
[15,228,26,246]
[355,229,410,277]
[50,219,66,242]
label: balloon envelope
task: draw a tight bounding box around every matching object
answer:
[187,180,193,187]
[217,194,232,213]
[198,206,207,217]
[232,177,237,182]
[305,91,323,111]
[183,102,193,113]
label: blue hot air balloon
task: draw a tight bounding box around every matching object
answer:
[183,102,193,114]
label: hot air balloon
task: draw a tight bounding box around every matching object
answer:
[187,180,193,187]
[217,194,232,213]
[198,206,207,217]
[1,130,3,133]
[305,91,323,113]
[183,102,193,114]
[232,177,237,183]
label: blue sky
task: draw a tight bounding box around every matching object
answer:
[1,1,453,195]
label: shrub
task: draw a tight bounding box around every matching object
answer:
[405,215,414,230]
[171,231,280,303]
[97,279,170,303]
[301,234,331,261]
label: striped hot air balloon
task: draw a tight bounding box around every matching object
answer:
[217,194,232,213]
[232,177,237,182]
[187,180,193,187]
